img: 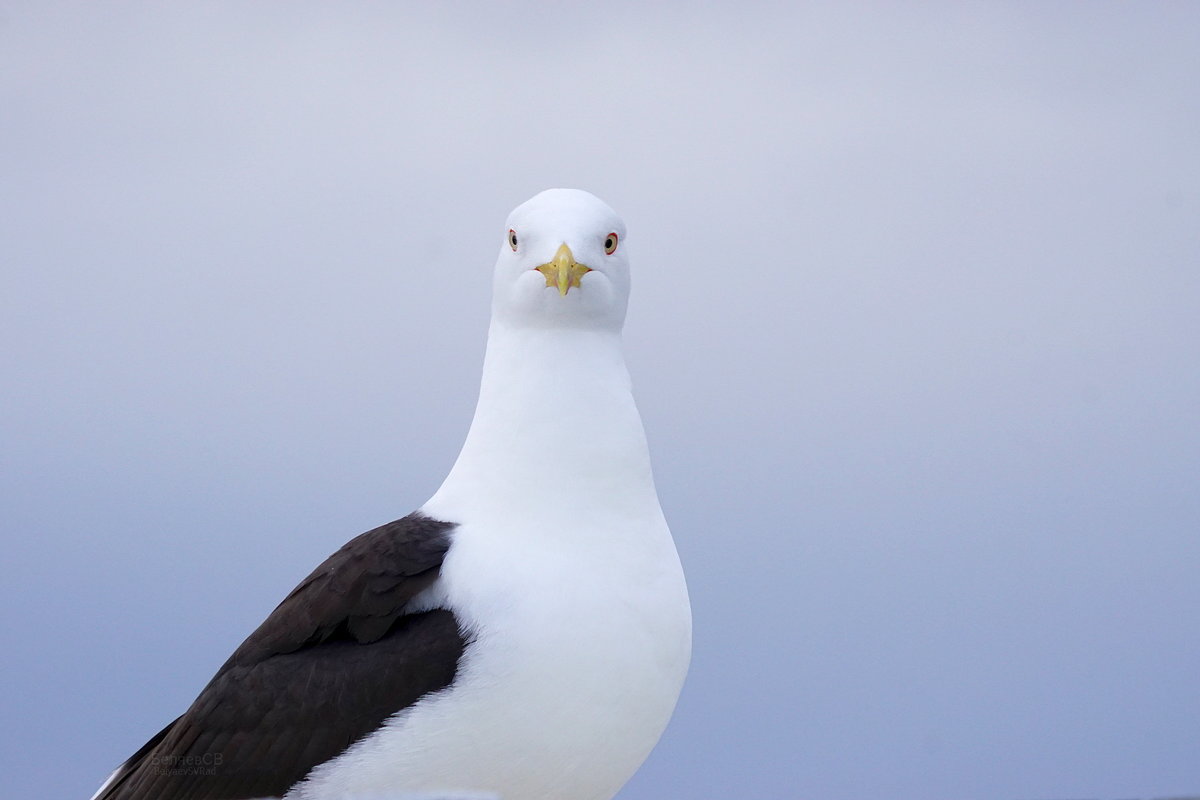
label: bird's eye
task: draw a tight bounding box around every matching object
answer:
[508,229,519,251]
[604,233,619,255]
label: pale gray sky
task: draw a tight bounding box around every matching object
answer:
[3,3,1199,799]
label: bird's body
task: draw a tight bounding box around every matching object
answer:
[92,189,691,800]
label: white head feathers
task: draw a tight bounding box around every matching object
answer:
[492,189,631,331]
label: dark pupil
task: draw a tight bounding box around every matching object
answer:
[606,237,614,248]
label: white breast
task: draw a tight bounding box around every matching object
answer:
[290,511,691,800]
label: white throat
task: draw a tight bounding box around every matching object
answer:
[425,319,660,529]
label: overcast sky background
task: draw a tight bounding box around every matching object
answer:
[2,3,1198,799]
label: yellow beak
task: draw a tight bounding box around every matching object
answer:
[535,243,591,296]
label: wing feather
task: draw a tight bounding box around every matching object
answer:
[94,513,465,800]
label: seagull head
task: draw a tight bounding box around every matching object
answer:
[492,188,630,330]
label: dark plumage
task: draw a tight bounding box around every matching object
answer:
[94,513,465,800]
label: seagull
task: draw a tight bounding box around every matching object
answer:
[91,188,692,800]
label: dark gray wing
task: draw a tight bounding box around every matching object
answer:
[94,512,466,800]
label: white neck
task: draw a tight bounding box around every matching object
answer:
[424,321,661,528]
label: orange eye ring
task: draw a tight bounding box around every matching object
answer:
[604,232,619,255]
[508,229,519,251]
